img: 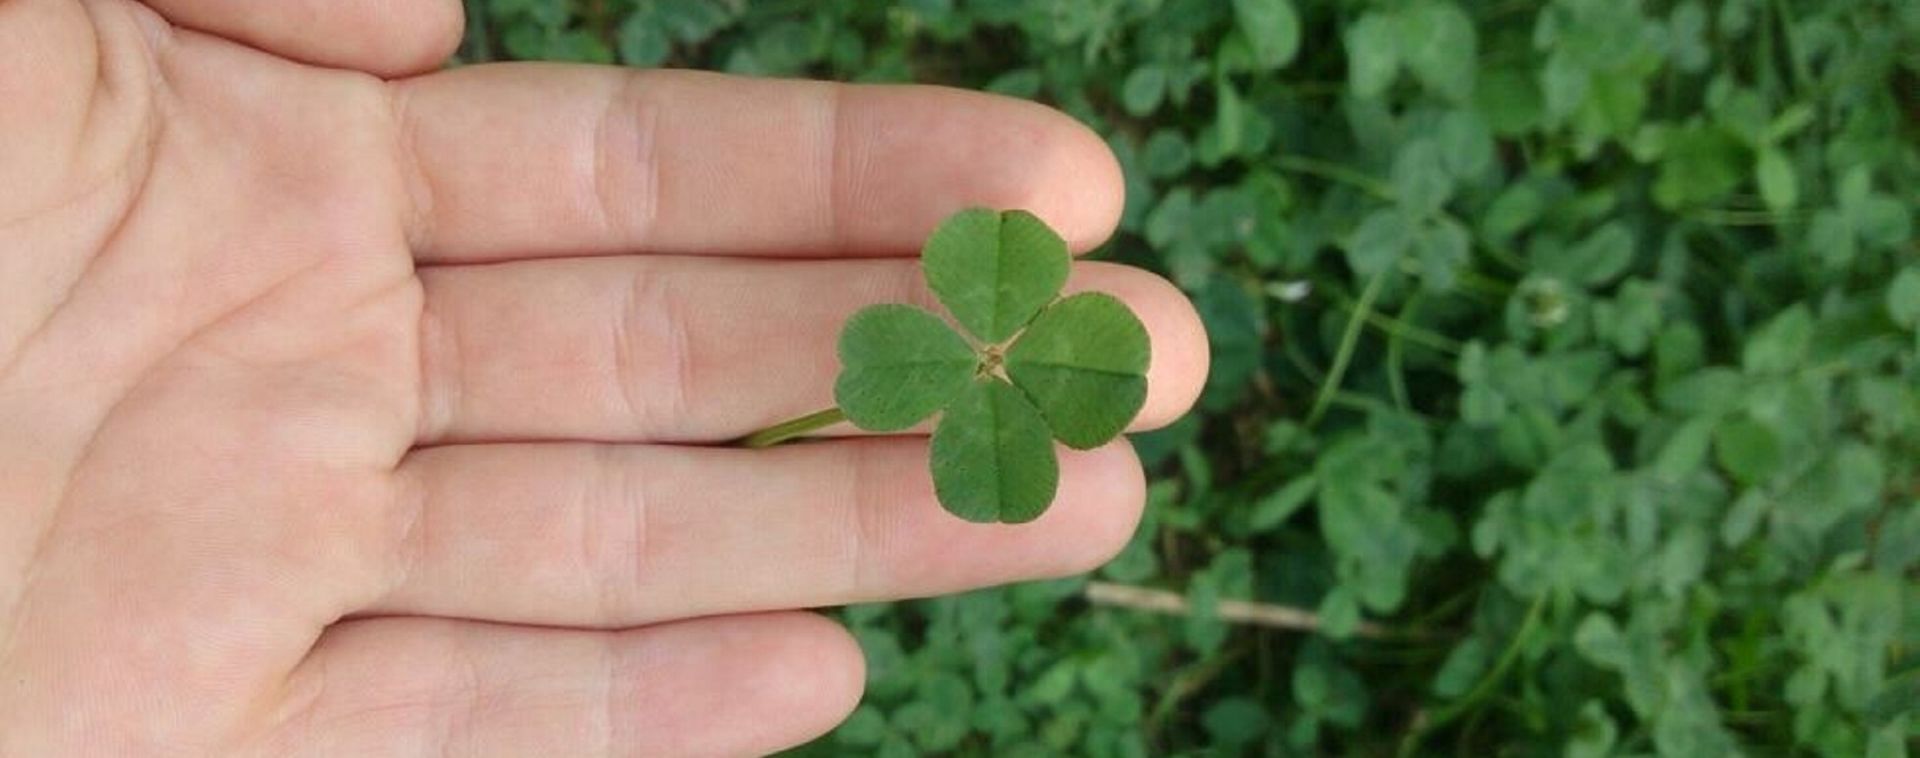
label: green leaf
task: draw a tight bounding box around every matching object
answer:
[1653,124,1744,209]
[835,304,978,431]
[1572,613,1627,669]
[1755,147,1798,211]
[1211,79,1247,158]
[1714,415,1782,486]
[1396,0,1477,101]
[1838,165,1875,209]
[1484,183,1545,242]
[490,0,568,29]
[1839,169,1915,248]
[1654,525,1708,597]
[1741,305,1812,373]
[1412,219,1470,289]
[1432,637,1490,697]
[1656,416,1716,481]
[1347,209,1413,277]
[931,379,1060,523]
[1292,658,1333,708]
[505,26,614,63]
[1195,275,1263,408]
[1764,104,1816,143]
[1345,13,1399,98]
[1249,476,1316,530]
[1476,68,1544,135]
[654,0,735,43]
[1868,720,1910,758]
[923,208,1070,344]
[1539,53,1591,123]
[896,700,969,751]
[1665,2,1711,71]
[1437,110,1494,179]
[617,14,671,66]
[1201,697,1270,747]
[1573,72,1649,148]
[1722,490,1770,546]
[1141,129,1192,179]
[1316,586,1362,639]
[1120,65,1167,117]
[1807,208,1858,268]
[1006,293,1151,449]
[1594,280,1661,356]
[1567,701,1620,758]
[1889,268,1920,329]
[1854,194,1913,248]
[1392,138,1454,216]
[1319,479,1417,611]
[1713,87,1771,145]
[1873,502,1920,572]
[984,68,1042,98]
[837,705,891,746]
[1145,187,1194,250]
[1232,0,1300,70]
[1560,221,1636,287]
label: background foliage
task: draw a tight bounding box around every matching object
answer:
[460,0,1920,753]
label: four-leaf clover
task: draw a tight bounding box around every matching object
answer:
[835,208,1152,522]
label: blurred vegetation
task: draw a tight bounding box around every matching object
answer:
[460,0,1920,754]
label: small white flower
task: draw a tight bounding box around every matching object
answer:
[1267,280,1312,302]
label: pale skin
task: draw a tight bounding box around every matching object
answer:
[0,0,1209,754]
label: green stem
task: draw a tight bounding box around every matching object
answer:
[1387,294,1422,411]
[1272,155,1397,201]
[1275,81,1348,98]
[1398,594,1548,757]
[1372,314,1460,356]
[1469,234,1529,274]
[1686,208,1809,226]
[1307,270,1389,427]
[739,408,848,448]
[1330,391,1436,423]
[1304,281,1465,356]
[1276,308,1328,384]
[1146,645,1250,730]
[1770,0,1812,93]
[1456,269,1516,298]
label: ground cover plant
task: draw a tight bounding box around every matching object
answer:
[463,0,1918,753]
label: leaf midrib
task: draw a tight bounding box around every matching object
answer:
[1007,359,1144,378]
[987,385,1011,516]
[986,223,1008,339]
[853,357,977,368]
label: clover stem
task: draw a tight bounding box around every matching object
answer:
[1307,268,1388,428]
[738,407,848,448]
[1395,594,1547,757]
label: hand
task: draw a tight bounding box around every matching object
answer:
[0,1,1208,754]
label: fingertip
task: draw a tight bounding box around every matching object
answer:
[1019,104,1125,254]
[374,0,465,78]
[798,614,868,730]
[1048,440,1147,575]
[1068,264,1211,432]
[835,84,1124,257]
[1135,271,1210,430]
[737,613,868,750]
[320,0,464,78]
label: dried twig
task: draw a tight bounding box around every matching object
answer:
[1084,581,1391,639]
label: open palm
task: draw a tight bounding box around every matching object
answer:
[0,1,1206,754]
